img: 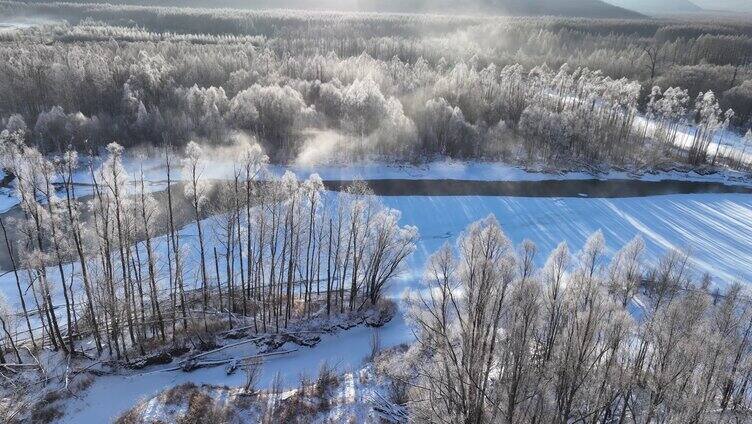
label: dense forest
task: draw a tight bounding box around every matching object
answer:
[1,1,751,168]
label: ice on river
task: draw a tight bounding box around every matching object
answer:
[385,193,752,287]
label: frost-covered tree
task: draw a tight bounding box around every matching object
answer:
[362,207,417,306]
[178,85,230,142]
[228,85,309,154]
[93,142,142,355]
[689,91,732,164]
[419,97,476,157]
[136,157,166,341]
[3,140,68,353]
[740,129,752,168]
[0,293,21,364]
[408,215,516,424]
[182,141,211,314]
[607,236,645,307]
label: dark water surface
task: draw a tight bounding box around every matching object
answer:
[323,179,752,198]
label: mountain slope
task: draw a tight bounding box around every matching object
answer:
[366,0,645,18]
[478,0,643,18]
[604,0,702,15]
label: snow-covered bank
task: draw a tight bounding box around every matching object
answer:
[59,314,409,423]
[61,155,752,186]
[113,362,398,423]
[271,161,752,185]
[56,154,752,186]
[0,22,32,33]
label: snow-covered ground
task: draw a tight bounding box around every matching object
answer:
[40,190,752,422]
[0,18,58,33]
[270,161,752,185]
[0,22,29,33]
[635,116,752,165]
[116,363,398,423]
[60,316,408,423]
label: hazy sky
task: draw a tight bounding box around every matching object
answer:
[605,0,699,13]
[693,0,752,12]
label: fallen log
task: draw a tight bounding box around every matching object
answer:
[0,363,38,368]
[178,336,263,365]
[159,349,299,373]
[127,352,173,370]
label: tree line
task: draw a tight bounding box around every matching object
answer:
[0,2,751,168]
[0,130,417,361]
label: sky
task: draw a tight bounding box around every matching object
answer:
[693,0,752,13]
[606,0,752,14]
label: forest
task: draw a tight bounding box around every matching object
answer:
[1,1,751,168]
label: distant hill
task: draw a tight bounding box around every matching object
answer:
[604,0,702,15]
[27,0,644,18]
[472,0,644,18]
[369,0,645,18]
